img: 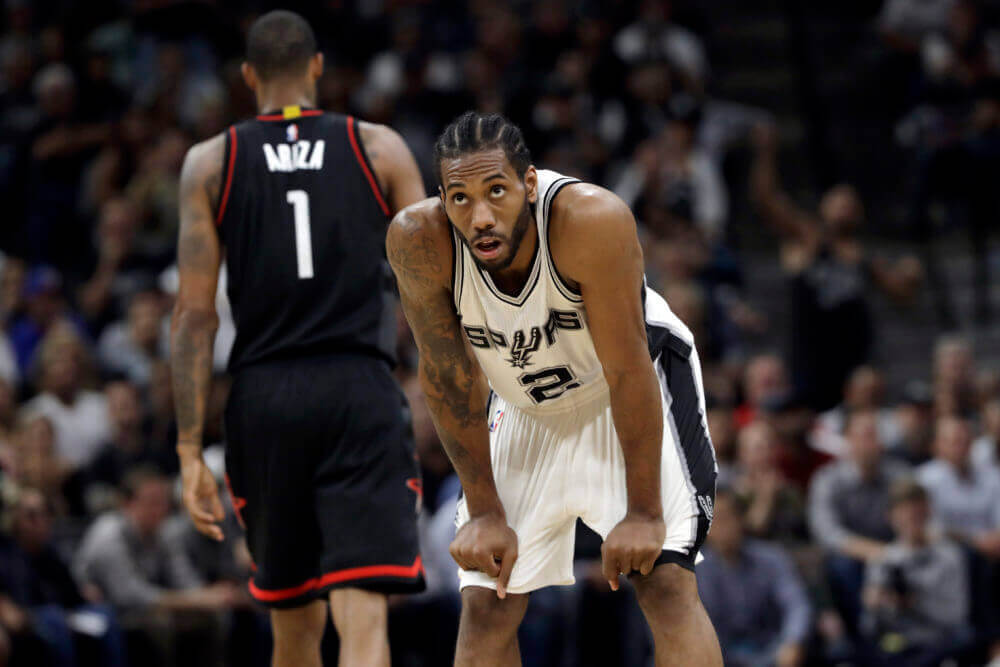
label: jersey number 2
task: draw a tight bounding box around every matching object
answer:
[519,365,582,404]
[286,190,314,279]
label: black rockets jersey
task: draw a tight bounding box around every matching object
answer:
[215,106,397,372]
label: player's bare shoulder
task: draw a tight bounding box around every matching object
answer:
[357,120,425,214]
[386,197,454,292]
[356,121,401,185]
[180,131,227,207]
[357,121,403,161]
[548,181,640,284]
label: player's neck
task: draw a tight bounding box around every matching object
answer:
[255,82,317,115]
[489,222,538,296]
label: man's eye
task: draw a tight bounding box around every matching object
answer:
[491,185,505,197]
[453,193,466,204]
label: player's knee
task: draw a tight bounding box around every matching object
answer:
[460,588,526,638]
[633,563,700,621]
[271,602,327,646]
[329,588,388,638]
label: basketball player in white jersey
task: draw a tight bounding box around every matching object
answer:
[387,112,722,666]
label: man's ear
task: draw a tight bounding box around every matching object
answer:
[240,62,257,93]
[524,165,538,204]
[309,52,324,81]
[438,185,445,203]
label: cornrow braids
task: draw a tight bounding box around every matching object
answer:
[433,111,532,183]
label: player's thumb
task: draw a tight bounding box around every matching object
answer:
[496,548,517,599]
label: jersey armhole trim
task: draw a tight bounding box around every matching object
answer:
[347,116,391,217]
[215,126,237,226]
[543,177,584,303]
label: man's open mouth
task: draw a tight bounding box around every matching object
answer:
[474,238,503,257]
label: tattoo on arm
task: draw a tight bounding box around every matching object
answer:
[389,216,495,497]
[171,310,217,445]
[171,136,223,449]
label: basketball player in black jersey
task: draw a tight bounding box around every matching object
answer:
[171,11,426,667]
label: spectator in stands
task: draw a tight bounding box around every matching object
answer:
[808,409,911,634]
[77,196,150,331]
[917,416,1000,557]
[23,327,109,470]
[750,123,922,411]
[81,106,155,217]
[10,415,83,517]
[97,289,167,386]
[74,467,238,666]
[888,380,936,467]
[26,63,111,271]
[901,0,1000,325]
[932,335,977,417]
[697,486,812,667]
[616,95,727,243]
[123,129,186,263]
[861,478,973,666]
[758,390,830,491]
[734,420,808,545]
[7,266,85,376]
[85,379,172,512]
[974,398,1000,468]
[613,0,707,92]
[735,352,790,427]
[0,488,124,666]
[814,366,902,457]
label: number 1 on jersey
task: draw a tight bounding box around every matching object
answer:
[286,190,314,279]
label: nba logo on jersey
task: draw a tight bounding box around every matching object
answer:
[286,124,298,142]
[489,407,505,433]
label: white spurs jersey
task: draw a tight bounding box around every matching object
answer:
[452,169,693,415]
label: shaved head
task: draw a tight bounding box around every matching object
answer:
[246,10,316,81]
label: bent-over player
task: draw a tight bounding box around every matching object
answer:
[387,111,722,666]
[171,11,426,667]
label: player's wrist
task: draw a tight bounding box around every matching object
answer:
[466,502,506,523]
[176,441,204,460]
[624,505,664,522]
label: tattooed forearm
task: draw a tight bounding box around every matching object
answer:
[171,309,218,445]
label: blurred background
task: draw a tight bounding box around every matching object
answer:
[1,0,1000,665]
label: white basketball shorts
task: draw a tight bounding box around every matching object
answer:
[456,332,717,595]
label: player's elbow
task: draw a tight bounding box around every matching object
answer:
[602,356,656,391]
[171,304,219,338]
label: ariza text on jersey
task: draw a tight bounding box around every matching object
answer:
[263,139,326,172]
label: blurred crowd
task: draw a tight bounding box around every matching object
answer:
[0,0,999,666]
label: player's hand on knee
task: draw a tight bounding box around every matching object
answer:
[450,514,519,599]
[601,513,666,591]
[178,448,226,542]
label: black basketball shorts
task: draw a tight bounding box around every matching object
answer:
[224,354,425,608]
